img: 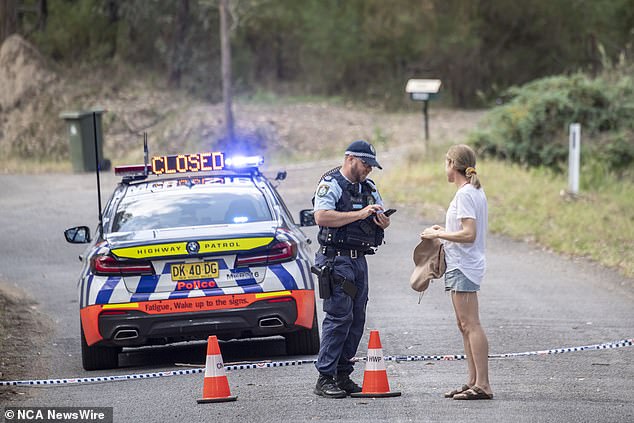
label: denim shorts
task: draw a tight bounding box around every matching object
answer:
[444,269,480,292]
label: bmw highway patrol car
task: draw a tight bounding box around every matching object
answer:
[65,151,318,370]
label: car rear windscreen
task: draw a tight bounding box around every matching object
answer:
[111,188,272,232]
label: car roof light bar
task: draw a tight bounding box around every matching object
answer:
[114,164,153,177]
[225,155,264,169]
[114,150,265,181]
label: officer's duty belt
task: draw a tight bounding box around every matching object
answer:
[320,246,365,259]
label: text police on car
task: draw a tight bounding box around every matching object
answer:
[65,150,319,370]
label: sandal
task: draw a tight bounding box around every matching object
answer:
[452,386,493,400]
[443,384,471,398]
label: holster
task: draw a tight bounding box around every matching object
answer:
[311,265,332,299]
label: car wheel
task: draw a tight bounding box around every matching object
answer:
[80,324,120,371]
[285,307,320,355]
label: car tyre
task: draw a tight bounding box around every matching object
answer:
[81,324,120,371]
[285,307,320,355]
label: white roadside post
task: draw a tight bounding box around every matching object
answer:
[568,123,581,195]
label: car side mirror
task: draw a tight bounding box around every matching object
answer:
[64,226,91,244]
[299,209,316,227]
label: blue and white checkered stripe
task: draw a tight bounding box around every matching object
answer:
[80,256,312,307]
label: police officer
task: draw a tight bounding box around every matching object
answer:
[312,140,391,398]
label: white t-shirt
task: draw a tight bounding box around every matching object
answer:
[443,184,488,285]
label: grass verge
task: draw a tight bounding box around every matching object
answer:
[379,144,634,278]
[1,156,72,174]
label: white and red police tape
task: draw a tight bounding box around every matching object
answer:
[1,338,632,387]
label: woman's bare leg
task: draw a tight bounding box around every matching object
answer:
[452,293,476,386]
[452,291,492,394]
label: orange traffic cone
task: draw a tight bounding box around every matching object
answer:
[350,330,401,398]
[197,335,237,403]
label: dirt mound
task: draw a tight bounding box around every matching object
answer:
[0,281,52,400]
[0,35,64,160]
[102,99,485,164]
[0,34,57,112]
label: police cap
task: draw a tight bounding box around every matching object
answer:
[345,140,382,169]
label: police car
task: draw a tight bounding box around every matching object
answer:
[65,151,318,370]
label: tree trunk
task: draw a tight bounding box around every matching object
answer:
[219,0,234,143]
[0,0,18,43]
[37,0,47,31]
[167,0,190,89]
[106,0,119,24]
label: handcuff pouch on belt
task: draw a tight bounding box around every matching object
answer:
[311,263,357,300]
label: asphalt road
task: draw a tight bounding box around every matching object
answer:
[0,158,633,422]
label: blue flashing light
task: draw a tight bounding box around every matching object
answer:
[225,155,264,169]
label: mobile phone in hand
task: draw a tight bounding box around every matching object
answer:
[383,208,397,217]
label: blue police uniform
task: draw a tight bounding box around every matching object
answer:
[313,168,383,379]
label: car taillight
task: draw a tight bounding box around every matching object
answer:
[91,255,154,276]
[100,310,129,316]
[267,297,293,303]
[235,240,297,267]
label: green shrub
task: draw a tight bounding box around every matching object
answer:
[471,70,634,180]
[32,0,117,62]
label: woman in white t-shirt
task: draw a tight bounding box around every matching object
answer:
[421,144,493,400]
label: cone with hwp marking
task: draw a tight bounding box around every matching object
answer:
[350,330,401,398]
[197,335,237,403]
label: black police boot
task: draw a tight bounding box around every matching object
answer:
[336,373,362,395]
[314,374,347,398]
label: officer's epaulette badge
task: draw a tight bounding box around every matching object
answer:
[319,166,341,182]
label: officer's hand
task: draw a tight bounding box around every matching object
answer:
[358,204,383,220]
[373,211,390,229]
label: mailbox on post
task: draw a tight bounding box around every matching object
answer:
[405,79,442,145]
